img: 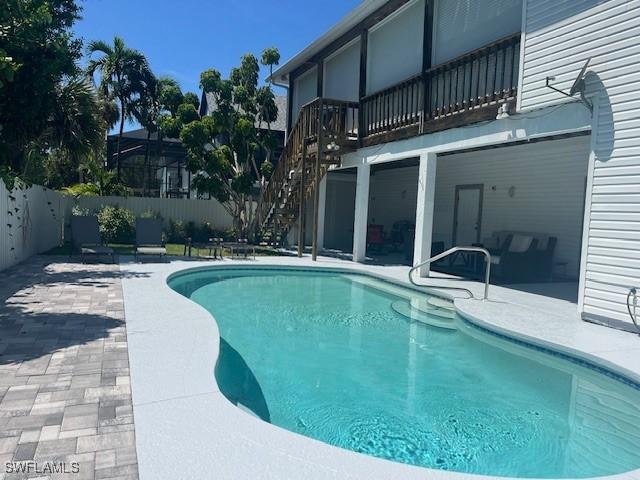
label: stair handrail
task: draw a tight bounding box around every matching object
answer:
[408,246,491,300]
[257,98,321,227]
[257,97,359,230]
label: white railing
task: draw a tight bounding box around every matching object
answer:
[409,246,492,300]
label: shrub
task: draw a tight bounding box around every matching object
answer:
[71,204,90,216]
[184,221,197,240]
[223,228,238,242]
[97,205,135,244]
[140,210,163,220]
[167,219,186,243]
[194,221,214,242]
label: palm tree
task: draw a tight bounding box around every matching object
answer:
[29,76,105,188]
[50,76,104,159]
[131,77,181,195]
[86,36,154,179]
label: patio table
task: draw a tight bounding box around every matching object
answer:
[183,237,224,259]
[224,239,256,260]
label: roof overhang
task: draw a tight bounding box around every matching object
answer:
[270,0,390,87]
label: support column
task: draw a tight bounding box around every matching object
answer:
[317,176,327,251]
[352,162,371,263]
[413,152,437,277]
[297,143,307,257]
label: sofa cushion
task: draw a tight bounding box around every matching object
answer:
[508,234,533,253]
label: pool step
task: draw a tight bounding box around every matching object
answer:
[427,296,455,311]
[411,297,455,320]
[391,300,458,330]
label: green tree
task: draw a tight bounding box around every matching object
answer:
[131,76,183,195]
[87,36,154,179]
[38,76,105,188]
[175,50,280,236]
[0,0,83,186]
[258,47,281,176]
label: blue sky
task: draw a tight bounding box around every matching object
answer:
[74,0,361,103]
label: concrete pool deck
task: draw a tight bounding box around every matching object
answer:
[119,254,640,480]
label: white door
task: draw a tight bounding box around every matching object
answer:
[453,185,483,246]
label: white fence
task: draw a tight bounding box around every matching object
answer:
[68,195,234,230]
[0,180,67,272]
[0,180,235,272]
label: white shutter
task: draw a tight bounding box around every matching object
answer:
[324,39,360,101]
[367,0,425,94]
[292,67,318,122]
[433,0,522,65]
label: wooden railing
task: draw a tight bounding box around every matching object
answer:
[257,98,358,230]
[360,33,521,139]
[361,74,424,137]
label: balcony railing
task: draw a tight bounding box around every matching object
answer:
[360,33,521,141]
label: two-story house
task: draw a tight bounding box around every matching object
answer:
[257,0,640,333]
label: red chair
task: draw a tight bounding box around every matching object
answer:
[367,224,386,252]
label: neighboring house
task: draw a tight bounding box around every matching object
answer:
[199,92,288,169]
[106,94,287,198]
[258,0,640,332]
[107,129,193,198]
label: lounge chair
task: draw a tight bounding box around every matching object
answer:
[70,216,115,263]
[135,218,167,262]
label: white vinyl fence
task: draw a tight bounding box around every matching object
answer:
[0,181,235,272]
[68,195,234,230]
[0,180,68,272]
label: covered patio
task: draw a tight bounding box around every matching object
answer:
[332,114,592,304]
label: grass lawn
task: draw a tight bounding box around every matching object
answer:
[45,243,281,258]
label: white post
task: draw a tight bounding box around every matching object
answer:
[317,176,327,251]
[577,96,599,313]
[352,162,371,263]
[413,152,437,277]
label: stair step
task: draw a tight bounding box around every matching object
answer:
[391,300,458,330]
[410,298,455,319]
[427,296,455,311]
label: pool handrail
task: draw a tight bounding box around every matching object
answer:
[408,246,491,300]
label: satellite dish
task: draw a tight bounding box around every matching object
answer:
[545,57,593,113]
[569,58,591,96]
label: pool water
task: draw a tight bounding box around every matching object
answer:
[170,268,640,478]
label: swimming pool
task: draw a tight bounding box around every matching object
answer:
[169,267,640,478]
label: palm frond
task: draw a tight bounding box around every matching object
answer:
[87,39,113,56]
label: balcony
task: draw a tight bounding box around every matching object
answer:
[359,33,521,147]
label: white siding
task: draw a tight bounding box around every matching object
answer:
[324,39,360,102]
[292,67,318,121]
[433,137,590,278]
[520,0,640,325]
[367,0,425,94]
[0,181,68,272]
[324,174,357,251]
[433,0,523,64]
[368,166,419,232]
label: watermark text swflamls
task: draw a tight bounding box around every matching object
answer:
[5,461,81,475]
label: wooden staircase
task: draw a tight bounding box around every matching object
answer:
[256,98,358,259]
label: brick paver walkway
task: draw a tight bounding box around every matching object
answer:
[0,257,138,479]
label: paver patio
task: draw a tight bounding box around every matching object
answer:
[0,257,138,480]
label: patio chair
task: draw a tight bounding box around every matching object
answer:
[531,236,558,282]
[135,218,167,262]
[489,233,539,283]
[367,224,386,253]
[70,216,115,263]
